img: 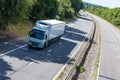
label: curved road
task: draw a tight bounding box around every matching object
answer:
[0,15,93,80]
[90,14,120,80]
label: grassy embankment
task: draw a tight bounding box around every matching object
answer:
[93,24,101,80]
[7,21,33,37]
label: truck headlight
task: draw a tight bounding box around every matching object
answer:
[38,44,41,48]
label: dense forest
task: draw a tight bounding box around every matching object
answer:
[0,0,84,30]
[86,6,120,29]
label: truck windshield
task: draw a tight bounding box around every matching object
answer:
[29,29,45,40]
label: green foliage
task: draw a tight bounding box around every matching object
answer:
[76,66,85,73]
[29,0,59,21]
[70,0,84,14]
[0,0,84,30]
[0,0,34,30]
[86,6,120,27]
[30,0,75,21]
[56,0,75,20]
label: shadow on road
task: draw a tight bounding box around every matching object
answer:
[5,38,77,64]
[1,26,88,64]
[0,58,12,80]
[99,75,116,80]
[78,16,93,22]
[64,26,88,41]
[0,25,89,79]
[0,37,27,54]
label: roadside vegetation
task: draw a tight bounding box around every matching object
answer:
[85,6,120,30]
[0,0,84,37]
[76,66,85,73]
[94,26,101,80]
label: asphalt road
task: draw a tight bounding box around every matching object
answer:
[90,14,120,80]
[0,15,93,80]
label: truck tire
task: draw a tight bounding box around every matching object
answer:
[45,42,49,47]
[43,42,49,49]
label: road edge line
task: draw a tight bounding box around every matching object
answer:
[52,17,93,80]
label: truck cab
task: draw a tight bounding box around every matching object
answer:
[28,22,50,48]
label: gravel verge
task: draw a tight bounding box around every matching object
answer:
[73,16,100,80]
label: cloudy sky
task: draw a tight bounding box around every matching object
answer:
[82,0,120,8]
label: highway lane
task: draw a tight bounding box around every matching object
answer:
[0,15,93,80]
[90,14,120,80]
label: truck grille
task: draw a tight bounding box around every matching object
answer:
[31,41,39,46]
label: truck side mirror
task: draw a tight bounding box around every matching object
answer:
[29,31,31,35]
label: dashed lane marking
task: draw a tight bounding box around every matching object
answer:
[48,49,52,53]
[0,44,27,57]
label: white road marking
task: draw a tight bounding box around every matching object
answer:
[29,62,34,65]
[25,56,41,64]
[59,42,62,45]
[48,49,52,52]
[61,37,79,43]
[53,19,93,80]
[97,40,102,80]
[0,44,27,57]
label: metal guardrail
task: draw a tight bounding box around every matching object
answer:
[63,15,96,80]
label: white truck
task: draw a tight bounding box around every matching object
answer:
[28,19,65,49]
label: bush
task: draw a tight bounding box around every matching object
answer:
[76,66,85,73]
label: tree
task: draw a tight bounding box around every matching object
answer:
[56,0,75,19]
[0,0,34,29]
[86,5,120,28]
[30,0,75,20]
[70,0,84,13]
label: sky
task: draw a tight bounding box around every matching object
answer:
[82,0,120,8]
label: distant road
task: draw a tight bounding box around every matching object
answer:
[0,15,93,80]
[90,13,120,80]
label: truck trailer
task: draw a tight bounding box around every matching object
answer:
[28,19,65,49]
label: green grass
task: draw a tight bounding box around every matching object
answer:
[93,27,101,80]
[76,66,85,73]
[8,20,33,37]
[117,26,120,30]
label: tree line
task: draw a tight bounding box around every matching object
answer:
[86,6,120,28]
[0,0,84,30]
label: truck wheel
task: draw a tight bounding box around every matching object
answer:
[43,42,48,49]
[45,42,49,47]
[48,41,51,46]
[42,44,45,49]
